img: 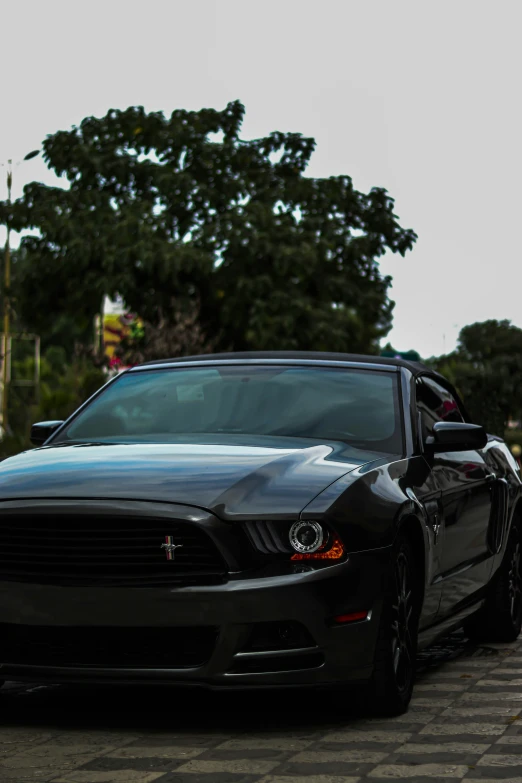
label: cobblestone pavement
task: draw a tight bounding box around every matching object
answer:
[1,632,522,782]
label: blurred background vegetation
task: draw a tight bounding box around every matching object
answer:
[3,343,106,458]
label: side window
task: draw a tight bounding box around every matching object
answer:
[416,377,464,439]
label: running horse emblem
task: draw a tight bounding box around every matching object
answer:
[161,536,184,561]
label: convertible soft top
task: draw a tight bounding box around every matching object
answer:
[140,351,432,376]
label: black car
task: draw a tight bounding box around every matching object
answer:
[0,351,520,715]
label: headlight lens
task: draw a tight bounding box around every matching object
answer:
[289,520,324,554]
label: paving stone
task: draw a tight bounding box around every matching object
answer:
[0,730,54,744]
[172,759,280,775]
[125,734,226,747]
[495,735,522,744]
[477,753,522,766]
[259,777,360,783]
[0,768,72,781]
[349,713,436,726]
[420,724,505,736]
[459,692,522,702]
[288,749,389,764]
[197,748,293,762]
[77,754,176,772]
[369,779,467,783]
[51,733,139,746]
[159,774,263,783]
[440,707,518,717]
[444,660,499,668]
[316,741,401,753]
[409,737,495,749]
[475,681,522,689]
[476,675,522,683]
[410,697,457,708]
[53,773,167,782]
[368,763,469,777]
[215,738,314,751]
[389,751,483,766]
[0,744,109,771]
[322,730,412,744]
[108,745,204,759]
[396,742,491,755]
[274,761,376,777]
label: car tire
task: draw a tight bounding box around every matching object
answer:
[464,517,522,643]
[366,531,419,716]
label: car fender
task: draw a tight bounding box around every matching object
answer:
[300,455,436,558]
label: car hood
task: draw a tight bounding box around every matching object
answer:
[0,442,368,518]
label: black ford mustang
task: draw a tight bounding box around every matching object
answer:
[0,351,520,714]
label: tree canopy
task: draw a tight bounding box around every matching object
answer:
[431,320,522,435]
[1,101,417,357]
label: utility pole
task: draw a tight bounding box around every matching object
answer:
[1,150,39,436]
[2,162,12,436]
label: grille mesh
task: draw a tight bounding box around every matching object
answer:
[0,515,226,586]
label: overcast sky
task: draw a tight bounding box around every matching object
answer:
[1,0,521,358]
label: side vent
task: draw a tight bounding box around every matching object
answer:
[243,521,293,555]
[488,478,509,554]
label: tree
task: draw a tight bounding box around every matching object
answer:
[459,320,522,364]
[8,247,94,354]
[430,320,522,435]
[1,101,417,357]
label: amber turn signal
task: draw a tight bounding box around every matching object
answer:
[291,535,345,561]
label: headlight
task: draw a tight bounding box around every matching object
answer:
[289,520,324,554]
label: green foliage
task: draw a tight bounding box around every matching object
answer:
[429,320,522,436]
[1,101,417,356]
[0,347,106,459]
[8,247,94,355]
[37,349,106,422]
[459,320,522,363]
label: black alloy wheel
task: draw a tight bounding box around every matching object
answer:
[464,518,522,643]
[369,533,418,715]
[391,551,415,697]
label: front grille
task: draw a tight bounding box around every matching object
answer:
[0,623,218,668]
[0,515,226,586]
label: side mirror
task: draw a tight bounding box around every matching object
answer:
[30,420,64,446]
[425,421,488,453]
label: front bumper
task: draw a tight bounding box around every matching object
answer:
[0,548,391,689]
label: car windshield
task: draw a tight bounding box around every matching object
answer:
[55,364,403,454]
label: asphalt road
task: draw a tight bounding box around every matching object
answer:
[0,631,522,782]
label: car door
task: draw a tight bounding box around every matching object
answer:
[416,377,494,618]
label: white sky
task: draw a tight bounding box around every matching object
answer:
[1,0,521,359]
